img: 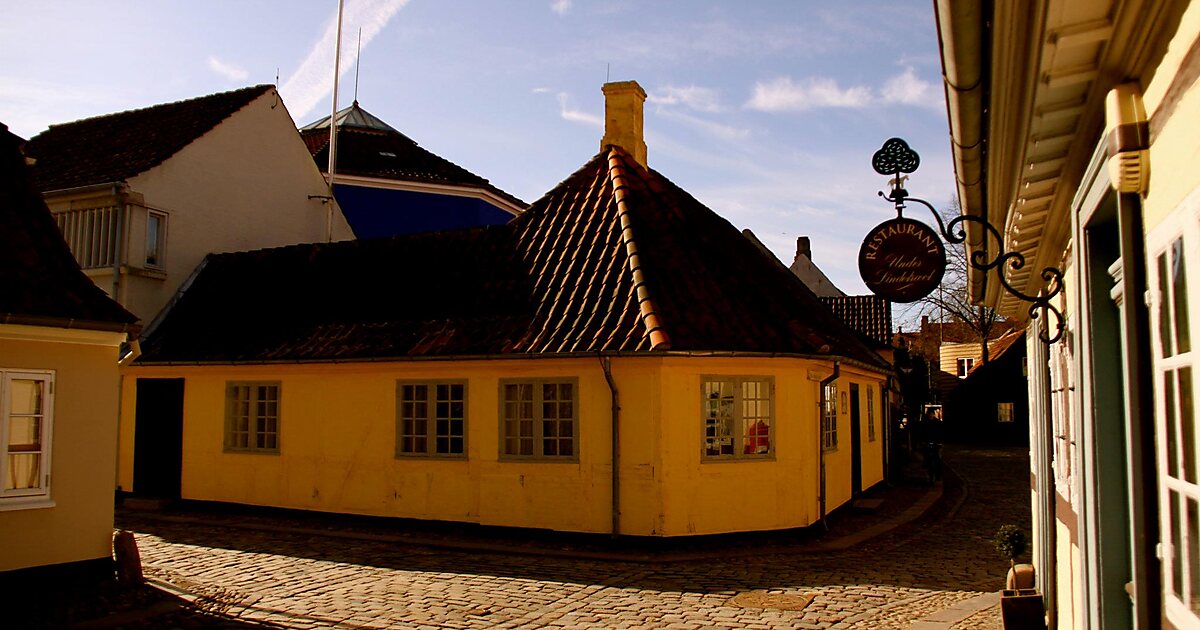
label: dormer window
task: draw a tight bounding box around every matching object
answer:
[146,211,166,268]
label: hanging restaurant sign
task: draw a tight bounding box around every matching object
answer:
[861,137,1067,343]
[858,217,946,303]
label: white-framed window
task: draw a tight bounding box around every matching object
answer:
[867,385,876,441]
[500,379,576,459]
[702,377,773,459]
[396,381,466,457]
[225,382,280,453]
[957,357,974,378]
[997,402,1014,423]
[822,382,838,451]
[145,210,166,268]
[0,370,54,506]
[1149,205,1200,625]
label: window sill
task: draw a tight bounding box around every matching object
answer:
[223,448,281,455]
[701,455,776,464]
[395,454,468,460]
[0,498,55,512]
[498,456,579,464]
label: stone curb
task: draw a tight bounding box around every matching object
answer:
[125,476,947,566]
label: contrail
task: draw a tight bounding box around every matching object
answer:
[281,0,410,120]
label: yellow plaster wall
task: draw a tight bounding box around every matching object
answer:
[1142,4,1200,232]
[0,325,125,572]
[120,356,887,536]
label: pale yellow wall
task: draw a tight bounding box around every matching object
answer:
[1142,4,1200,232]
[819,367,888,515]
[117,89,352,323]
[0,325,125,572]
[121,356,888,536]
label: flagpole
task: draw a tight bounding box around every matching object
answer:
[326,0,346,242]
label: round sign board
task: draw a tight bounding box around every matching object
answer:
[858,218,946,303]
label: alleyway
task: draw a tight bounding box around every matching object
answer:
[109,446,1030,629]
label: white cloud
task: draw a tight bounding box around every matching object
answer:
[654,108,747,142]
[206,56,248,82]
[746,77,872,112]
[551,0,571,16]
[648,85,723,113]
[881,66,943,109]
[280,0,411,121]
[531,87,554,94]
[556,92,602,127]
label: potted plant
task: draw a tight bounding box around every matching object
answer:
[993,525,1042,629]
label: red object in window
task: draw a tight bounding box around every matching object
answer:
[744,420,770,454]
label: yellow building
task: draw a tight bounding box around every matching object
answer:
[120,81,890,536]
[937,1,1200,627]
[0,123,138,576]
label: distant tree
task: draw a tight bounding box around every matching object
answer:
[901,196,1006,364]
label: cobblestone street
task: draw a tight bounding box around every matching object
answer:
[113,446,1030,629]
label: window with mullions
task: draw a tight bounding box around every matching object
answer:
[703,377,773,459]
[225,382,280,453]
[501,379,576,459]
[396,381,466,457]
[1,371,53,505]
[822,382,838,451]
[1152,230,1200,624]
[867,386,877,441]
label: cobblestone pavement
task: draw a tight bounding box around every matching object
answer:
[113,446,1031,629]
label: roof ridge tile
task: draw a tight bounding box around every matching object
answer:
[606,147,671,351]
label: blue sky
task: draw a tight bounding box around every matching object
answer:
[1,1,955,296]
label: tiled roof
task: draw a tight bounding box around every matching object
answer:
[301,102,526,210]
[967,329,1025,376]
[820,295,893,348]
[0,123,139,332]
[24,85,272,192]
[139,147,884,366]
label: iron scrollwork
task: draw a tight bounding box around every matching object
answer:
[872,137,1065,344]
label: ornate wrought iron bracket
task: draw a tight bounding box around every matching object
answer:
[871,138,1065,344]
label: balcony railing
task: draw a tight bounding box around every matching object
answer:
[53,205,121,269]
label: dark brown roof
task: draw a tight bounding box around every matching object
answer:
[301,102,526,209]
[821,295,893,348]
[138,147,884,366]
[0,123,139,332]
[24,85,272,192]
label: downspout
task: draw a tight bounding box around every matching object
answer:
[1039,316,1058,629]
[819,361,840,530]
[599,354,620,537]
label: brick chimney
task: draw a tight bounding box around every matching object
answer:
[793,236,812,265]
[601,81,648,168]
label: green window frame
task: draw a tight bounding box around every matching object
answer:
[500,379,577,460]
[396,381,467,457]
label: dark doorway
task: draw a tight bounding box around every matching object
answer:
[850,383,862,495]
[133,378,185,498]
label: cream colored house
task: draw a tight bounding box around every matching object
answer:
[0,123,138,577]
[23,86,354,324]
[937,1,1200,627]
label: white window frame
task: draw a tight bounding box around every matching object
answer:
[499,378,578,461]
[1148,190,1200,627]
[701,376,774,460]
[822,381,838,452]
[0,369,55,510]
[867,385,876,441]
[224,382,281,454]
[396,380,467,458]
[957,357,974,379]
[145,209,167,269]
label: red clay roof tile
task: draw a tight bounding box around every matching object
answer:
[138,146,883,367]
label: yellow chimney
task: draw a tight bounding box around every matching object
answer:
[601,81,647,168]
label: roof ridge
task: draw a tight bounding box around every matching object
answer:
[606,147,671,351]
[42,85,272,131]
